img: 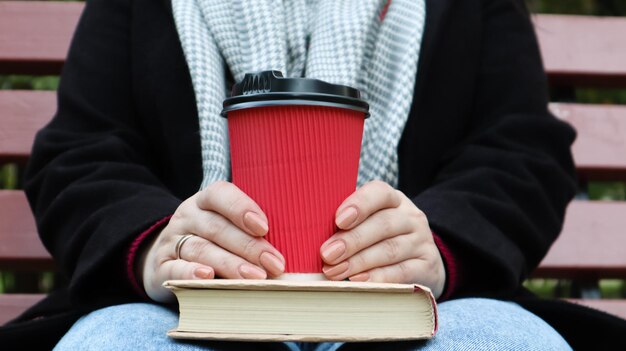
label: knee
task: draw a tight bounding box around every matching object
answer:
[428,298,571,350]
[79,303,178,329]
[54,303,178,350]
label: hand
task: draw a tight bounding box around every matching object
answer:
[320,180,446,298]
[139,181,286,302]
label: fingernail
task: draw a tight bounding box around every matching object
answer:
[260,252,285,276]
[239,264,267,279]
[321,240,346,263]
[322,261,349,277]
[336,207,358,228]
[244,212,269,236]
[349,272,370,282]
[193,267,213,279]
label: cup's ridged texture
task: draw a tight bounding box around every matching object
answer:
[228,106,364,273]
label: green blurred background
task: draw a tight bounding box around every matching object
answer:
[1,0,624,298]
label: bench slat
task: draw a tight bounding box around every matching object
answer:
[0,91,56,165]
[2,189,625,279]
[0,191,54,271]
[3,6,625,87]
[535,14,626,87]
[536,200,626,279]
[0,1,83,75]
[567,299,626,321]
[0,294,45,326]
[549,103,626,181]
[2,96,624,183]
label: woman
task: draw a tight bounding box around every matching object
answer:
[2,0,623,349]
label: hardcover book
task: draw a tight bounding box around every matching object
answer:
[164,279,438,342]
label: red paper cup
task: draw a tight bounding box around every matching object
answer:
[222,71,369,277]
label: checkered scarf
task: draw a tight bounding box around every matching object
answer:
[171,0,426,189]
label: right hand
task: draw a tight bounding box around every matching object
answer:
[139,181,286,302]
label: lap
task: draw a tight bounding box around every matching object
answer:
[54,298,571,351]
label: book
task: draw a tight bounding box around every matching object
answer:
[163,279,438,342]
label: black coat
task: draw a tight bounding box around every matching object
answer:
[1,0,624,349]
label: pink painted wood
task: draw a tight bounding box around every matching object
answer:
[0,1,83,75]
[0,91,56,164]
[534,14,626,87]
[537,201,626,279]
[567,299,626,321]
[0,191,53,271]
[0,294,46,325]
[549,103,626,181]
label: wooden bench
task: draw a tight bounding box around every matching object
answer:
[531,14,626,319]
[1,1,625,325]
[0,1,82,326]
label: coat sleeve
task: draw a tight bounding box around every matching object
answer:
[412,0,577,296]
[24,0,181,308]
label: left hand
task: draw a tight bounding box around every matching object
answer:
[320,180,446,299]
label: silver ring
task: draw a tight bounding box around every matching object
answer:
[175,234,196,260]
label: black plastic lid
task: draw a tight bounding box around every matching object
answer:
[221,71,369,117]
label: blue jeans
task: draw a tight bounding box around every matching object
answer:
[54,298,571,350]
